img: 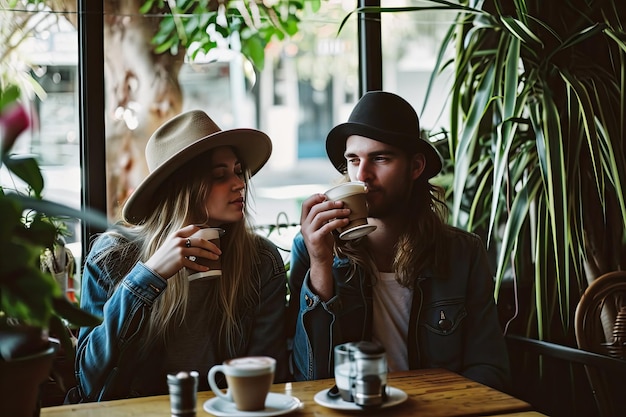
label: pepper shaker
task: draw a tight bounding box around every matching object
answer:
[167,371,199,417]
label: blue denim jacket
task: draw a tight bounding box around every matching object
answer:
[75,233,289,402]
[287,227,511,391]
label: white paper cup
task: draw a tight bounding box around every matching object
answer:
[187,227,223,280]
[324,182,377,240]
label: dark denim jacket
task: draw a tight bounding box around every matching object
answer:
[287,227,511,392]
[75,233,288,402]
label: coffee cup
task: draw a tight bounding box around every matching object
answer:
[187,226,224,281]
[324,181,377,240]
[207,356,276,411]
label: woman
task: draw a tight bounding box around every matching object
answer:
[73,110,289,402]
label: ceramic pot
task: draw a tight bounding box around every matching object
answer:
[0,344,56,417]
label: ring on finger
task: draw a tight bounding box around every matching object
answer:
[188,255,197,262]
[185,238,191,248]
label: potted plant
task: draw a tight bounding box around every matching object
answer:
[347,0,626,340]
[0,84,104,416]
[434,0,626,341]
[340,3,626,414]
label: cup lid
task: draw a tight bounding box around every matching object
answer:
[352,341,386,357]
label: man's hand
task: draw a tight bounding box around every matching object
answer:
[299,194,350,300]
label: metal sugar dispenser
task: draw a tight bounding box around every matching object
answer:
[167,371,199,417]
[350,341,388,408]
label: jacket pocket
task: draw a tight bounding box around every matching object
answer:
[419,299,467,368]
[422,299,467,335]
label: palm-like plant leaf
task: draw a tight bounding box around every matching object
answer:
[351,0,626,339]
[441,0,626,339]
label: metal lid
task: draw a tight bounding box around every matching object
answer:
[352,341,385,358]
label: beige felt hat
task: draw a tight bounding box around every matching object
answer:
[122,109,272,224]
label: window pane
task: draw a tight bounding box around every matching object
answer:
[0,5,82,295]
[109,3,359,229]
[381,1,455,134]
[1,2,363,269]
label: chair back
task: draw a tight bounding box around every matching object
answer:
[575,270,626,417]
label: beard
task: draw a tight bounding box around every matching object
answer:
[366,182,413,219]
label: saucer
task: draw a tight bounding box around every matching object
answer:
[313,386,408,411]
[188,270,221,281]
[203,392,302,416]
[339,224,377,240]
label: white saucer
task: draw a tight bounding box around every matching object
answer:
[203,392,302,416]
[313,386,408,410]
[188,270,221,281]
[339,224,377,240]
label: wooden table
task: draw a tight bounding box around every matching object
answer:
[41,368,533,416]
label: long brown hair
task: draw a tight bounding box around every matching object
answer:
[336,168,450,287]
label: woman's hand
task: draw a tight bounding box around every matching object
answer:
[144,224,222,280]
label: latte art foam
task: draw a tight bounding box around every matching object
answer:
[224,356,276,377]
[208,356,276,411]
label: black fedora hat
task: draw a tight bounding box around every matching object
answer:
[326,91,442,179]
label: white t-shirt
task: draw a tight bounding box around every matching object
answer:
[371,271,412,372]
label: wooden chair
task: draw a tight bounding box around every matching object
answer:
[574,270,626,417]
[506,334,626,417]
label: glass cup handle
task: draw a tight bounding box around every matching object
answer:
[208,366,232,402]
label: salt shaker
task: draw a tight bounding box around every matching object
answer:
[167,370,199,417]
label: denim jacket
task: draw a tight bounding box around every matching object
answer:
[75,233,289,402]
[287,227,510,391]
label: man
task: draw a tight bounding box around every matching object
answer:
[288,91,510,391]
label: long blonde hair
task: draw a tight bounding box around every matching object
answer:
[336,165,450,288]
[102,148,261,356]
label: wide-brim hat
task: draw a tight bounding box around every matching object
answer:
[326,91,442,179]
[122,109,272,224]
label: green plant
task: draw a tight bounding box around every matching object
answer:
[0,83,103,359]
[442,0,626,341]
[342,0,626,341]
[140,0,322,71]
